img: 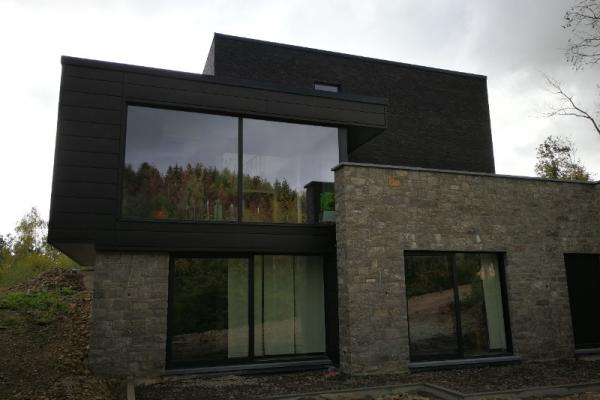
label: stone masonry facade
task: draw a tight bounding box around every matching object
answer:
[334,163,600,375]
[85,166,599,378]
[88,252,169,377]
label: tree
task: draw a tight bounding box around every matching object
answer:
[564,0,600,69]
[534,135,592,181]
[545,0,600,136]
[544,74,600,136]
[12,207,48,257]
[0,234,12,263]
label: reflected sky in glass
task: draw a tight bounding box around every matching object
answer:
[125,106,238,173]
[243,118,338,191]
[123,106,339,224]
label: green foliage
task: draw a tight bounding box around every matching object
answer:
[0,234,11,264]
[123,161,309,223]
[534,135,592,181]
[405,257,453,298]
[123,162,238,221]
[320,192,335,212]
[0,208,76,289]
[0,253,76,289]
[12,208,47,257]
[0,288,76,325]
[171,258,230,335]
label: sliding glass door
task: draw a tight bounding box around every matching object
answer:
[405,252,510,361]
[254,255,326,356]
[168,254,326,368]
[168,257,249,365]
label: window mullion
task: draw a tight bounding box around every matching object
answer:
[248,254,254,359]
[451,254,464,357]
[237,117,243,223]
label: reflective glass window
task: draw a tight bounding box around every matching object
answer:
[242,118,338,223]
[123,106,238,221]
[405,252,509,361]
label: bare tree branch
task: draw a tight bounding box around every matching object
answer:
[564,0,600,68]
[543,74,600,136]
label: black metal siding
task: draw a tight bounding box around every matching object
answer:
[50,58,385,264]
[209,34,496,173]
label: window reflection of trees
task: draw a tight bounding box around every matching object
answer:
[123,162,309,223]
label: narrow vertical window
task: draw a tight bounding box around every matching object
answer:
[565,254,600,349]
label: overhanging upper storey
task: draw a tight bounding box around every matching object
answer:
[49,56,388,265]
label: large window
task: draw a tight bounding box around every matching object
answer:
[243,119,338,223]
[123,106,238,222]
[123,106,339,224]
[168,255,326,368]
[405,252,510,361]
[169,257,249,365]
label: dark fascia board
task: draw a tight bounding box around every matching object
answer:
[60,55,388,106]
[212,32,487,80]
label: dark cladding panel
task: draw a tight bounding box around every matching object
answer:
[51,56,376,263]
[209,34,495,173]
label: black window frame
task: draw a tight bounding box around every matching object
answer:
[404,250,513,362]
[119,103,346,226]
[165,252,335,370]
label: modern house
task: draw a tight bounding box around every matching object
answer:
[48,34,600,377]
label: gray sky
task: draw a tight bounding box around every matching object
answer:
[1,0,599,234]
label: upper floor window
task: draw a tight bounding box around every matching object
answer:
[122,105,339,224]
[314,82,339,93]
[242,118,338,223]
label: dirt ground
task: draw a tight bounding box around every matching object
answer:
[0,269,123,400]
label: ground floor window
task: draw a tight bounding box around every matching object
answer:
[167,254,326,368]
[404,252,511,361]
[564,254,600,350]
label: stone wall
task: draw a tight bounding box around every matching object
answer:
[88,252,169,377]
[335,163,600,375]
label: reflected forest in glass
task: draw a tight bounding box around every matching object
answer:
[122,162,306,223]
[122,106,338,224]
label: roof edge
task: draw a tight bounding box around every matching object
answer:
[60,55,388,105]
[332,162,600,186]
[213,33,487,80]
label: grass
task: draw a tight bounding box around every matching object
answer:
[0,287,77,325]
[0,253,76,289]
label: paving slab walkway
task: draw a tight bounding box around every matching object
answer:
[266,381,600,400]
[135,360,600,400]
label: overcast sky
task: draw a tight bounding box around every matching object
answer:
[1,0,599,234]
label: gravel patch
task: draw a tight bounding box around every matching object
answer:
[136,359,600,400]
